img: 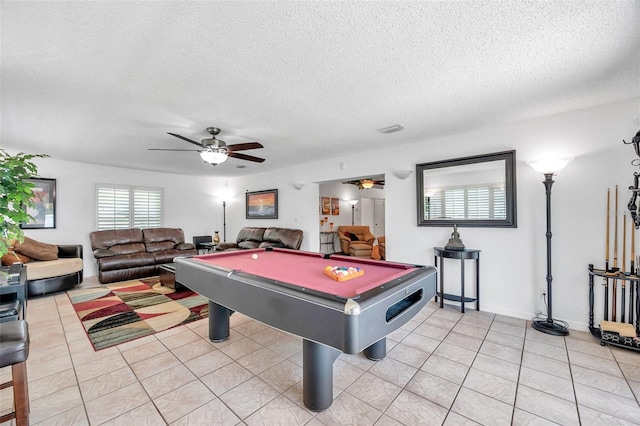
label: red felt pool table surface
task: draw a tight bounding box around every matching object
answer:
[193,248,415,298]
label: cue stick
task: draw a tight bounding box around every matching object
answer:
[622,214,627,323]
[614,185,619,267]
[613,185,618,321]
[606,188,610,271]
[605,188,610,321]
[623,213,627,274]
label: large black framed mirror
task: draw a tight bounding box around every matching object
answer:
[417,150,517,228]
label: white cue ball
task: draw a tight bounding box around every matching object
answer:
[252,254,258,260]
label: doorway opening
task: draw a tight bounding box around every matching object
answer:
[317,174,385,258]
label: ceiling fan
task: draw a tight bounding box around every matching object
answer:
[343,178,385,190]
[149,127,265,166]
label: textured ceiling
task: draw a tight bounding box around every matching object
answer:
[2,1,639,176]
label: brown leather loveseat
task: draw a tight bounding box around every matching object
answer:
[90,228,197,283]
[215,227,304,251]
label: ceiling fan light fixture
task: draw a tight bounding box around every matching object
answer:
[200,149,228,165]
[360,179,375,189]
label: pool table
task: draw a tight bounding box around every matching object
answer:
[175,248,436,411]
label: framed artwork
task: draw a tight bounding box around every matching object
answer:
[331,198,340,215]
[246,189,278,219]
[21,178,56,229]
[321,197,330,215]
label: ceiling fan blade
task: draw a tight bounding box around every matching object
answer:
[148,148,201,152]
[227,142,263,152]
[167,132,205,148]
[228,152,265,163]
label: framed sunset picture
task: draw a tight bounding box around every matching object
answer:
[246,189,278,219]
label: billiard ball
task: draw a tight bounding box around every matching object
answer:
[252,254,258,260]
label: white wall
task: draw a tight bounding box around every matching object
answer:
[13,98,638,331]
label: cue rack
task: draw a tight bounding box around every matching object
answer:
[588,131,640,351]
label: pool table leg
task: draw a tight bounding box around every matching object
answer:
[208,301,231,342]
[303,340,340,411]
[363,338,386,361]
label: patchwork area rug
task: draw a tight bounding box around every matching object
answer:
[68,277,209,350]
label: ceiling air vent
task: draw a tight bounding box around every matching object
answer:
[377,124,405,134]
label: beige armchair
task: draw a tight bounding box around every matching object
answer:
[337,226,376,258]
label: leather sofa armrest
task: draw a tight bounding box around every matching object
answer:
[93,248,117,259]
[363,231,376,245]
[216,242,238,251]
[176,242,195,250]
[58,244,83,259]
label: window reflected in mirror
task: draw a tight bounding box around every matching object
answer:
[417,151,517,228]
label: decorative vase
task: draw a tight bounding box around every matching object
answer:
[213,231,220,244]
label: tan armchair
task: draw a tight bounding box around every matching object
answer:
[378,236,385,260]
[337,226,376,258]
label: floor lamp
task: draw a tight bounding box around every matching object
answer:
[222,200,227,242]
[349,200,358,225]
[529,158,572,336]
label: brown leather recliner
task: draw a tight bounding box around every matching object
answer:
[337,226,375,258]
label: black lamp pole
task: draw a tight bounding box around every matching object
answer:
[351,204,355,225]
[222,201,227,243]
[532,172,569,336]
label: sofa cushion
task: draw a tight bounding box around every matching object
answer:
[236,227,266,243]
[143,228,186,244]
[110,243,146,255]
[145,241,176,252]
[25,258,83,281]
[14,237,58,261]
[90,229,144,249]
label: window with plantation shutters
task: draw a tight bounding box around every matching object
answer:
[467,186,490,218]
[424,183,506,220]
[133,188,162,228]
[444,188,465,219]
[96,184,163,230]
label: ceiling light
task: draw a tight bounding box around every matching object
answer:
[360,179,375,189]
[200,148,228,165]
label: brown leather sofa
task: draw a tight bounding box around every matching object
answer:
[215,227,304,251]
[337,226,376,258]
[90,228,197,284]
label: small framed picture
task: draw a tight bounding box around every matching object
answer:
[246,189,278,219]
[321,197,330,215]
[21,178,56,229]
[331,198,340,215]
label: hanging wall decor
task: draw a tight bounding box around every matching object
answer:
[20,178,56,229]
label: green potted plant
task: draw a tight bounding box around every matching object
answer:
[0,149,48,256]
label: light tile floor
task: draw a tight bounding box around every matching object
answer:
[1,277,639,425]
